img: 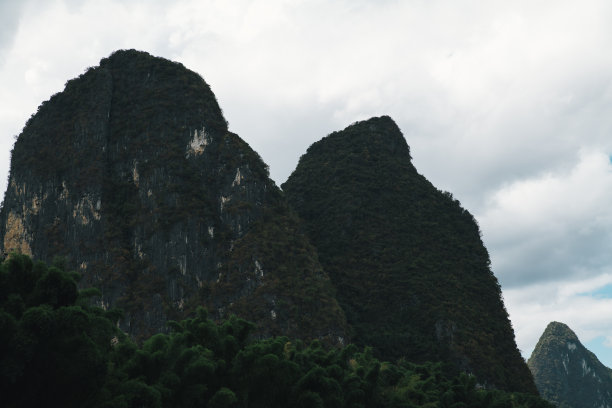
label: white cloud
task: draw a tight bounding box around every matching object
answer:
[505,273,612,362]
[4,1,612,197]
[482,149,612,363]
[478,150,612,287]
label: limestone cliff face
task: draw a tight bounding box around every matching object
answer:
[0,50,347,342]
[282,116,537,393]
[528,322,612,408]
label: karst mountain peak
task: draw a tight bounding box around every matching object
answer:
[529,321,612,407]
[0,49,347,343]
[1,49,543,399]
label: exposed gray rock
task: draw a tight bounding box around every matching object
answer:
[0,49,347,342]
[528,321,612,408]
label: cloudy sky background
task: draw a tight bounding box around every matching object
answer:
[2,0,612,365]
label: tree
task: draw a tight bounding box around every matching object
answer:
[0,254,120,408]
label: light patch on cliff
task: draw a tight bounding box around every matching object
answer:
[21,193,45,218]
[3,211,32,255]
[99,298,109,311]
[220,195,230,212]
[232,168,242,187]
[30,194,43,215]
[132,161,139,187]
[10,179,26,196]
[582,358,592,376]
[135,238,144,259]
[178,255,186,275]
[59,181,69,201]
[254,259,264,279]
[186,127,209,157]
[72,195,101,225]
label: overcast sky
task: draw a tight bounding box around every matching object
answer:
[2,0,612,366]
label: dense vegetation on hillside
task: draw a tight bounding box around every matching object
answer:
[528,322,612,408]
[0,254,552,407]
[0,49,347,343]
[209,204,349,343]
[0,50,543,404]
[0,254,121,407]
[283,116,536,393]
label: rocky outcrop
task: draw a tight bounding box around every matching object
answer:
[0,49,347,342]
[528,322,612,408]
[282,116,537,393]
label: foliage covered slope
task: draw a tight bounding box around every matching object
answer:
[282,116,536,393]
[0,49,346,342]
[528,322,612,408]
[0,254,552,408]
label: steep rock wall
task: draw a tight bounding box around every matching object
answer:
[282,116,537,393]
[528,322,612,408]
[0,50,347,342]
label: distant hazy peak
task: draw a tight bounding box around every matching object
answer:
[529,321,612,408]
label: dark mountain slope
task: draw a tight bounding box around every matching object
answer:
[282,116,536,393]
[528,322,612,408]
[0,49,347,342]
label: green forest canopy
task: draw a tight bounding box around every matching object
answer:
[0,254,552,408]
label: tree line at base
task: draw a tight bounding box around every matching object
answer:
[0,254,552,408]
